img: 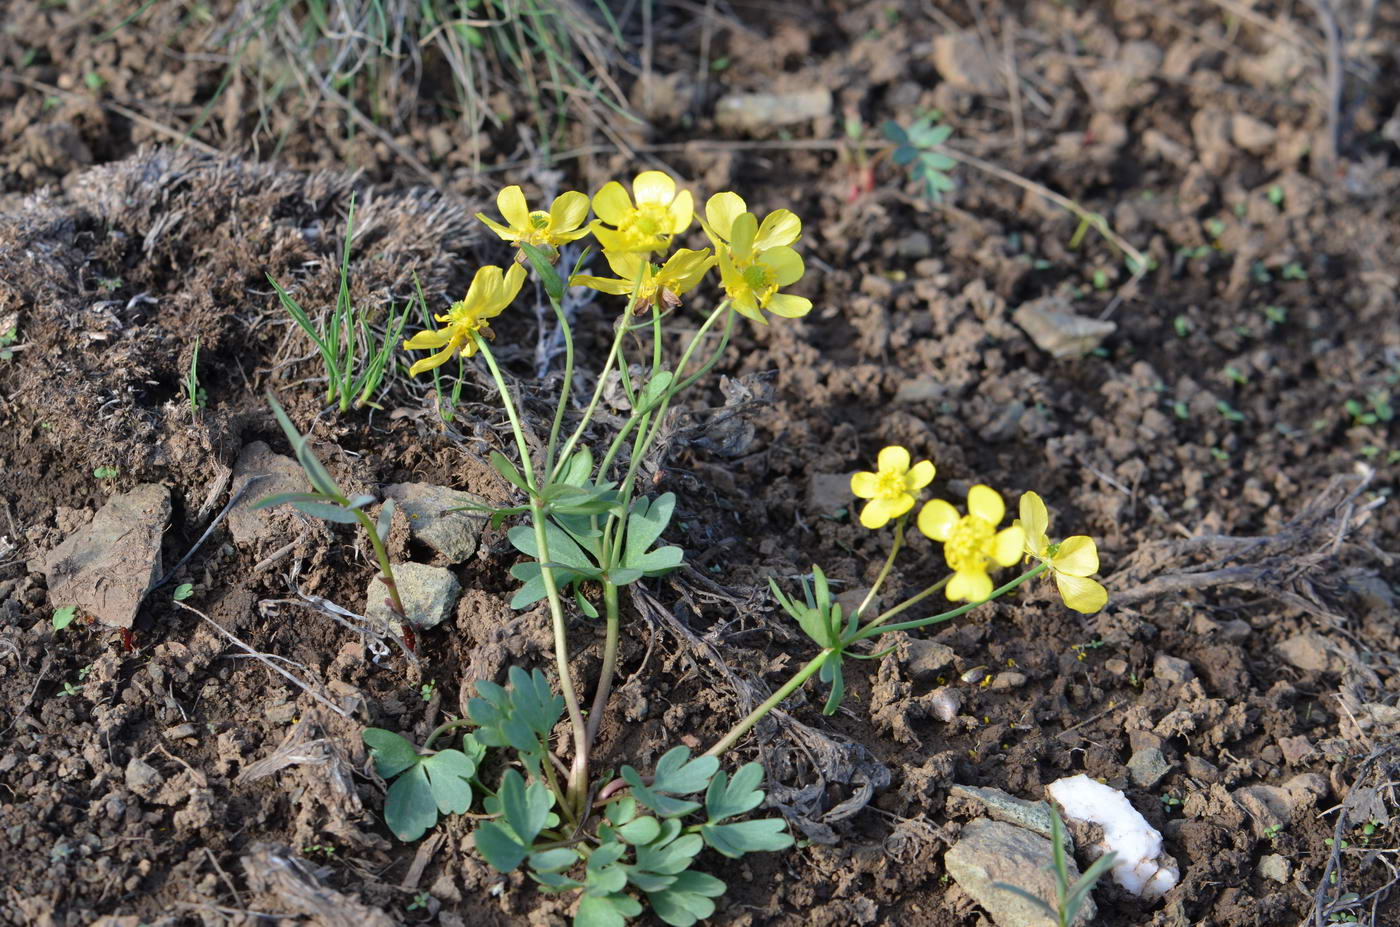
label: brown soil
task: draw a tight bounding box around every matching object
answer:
[2,2,1398,926]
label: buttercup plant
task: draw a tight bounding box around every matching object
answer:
[325,174,1108,926]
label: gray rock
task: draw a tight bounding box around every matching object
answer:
[901,639,956,681]
[383,482,488,564]
[930,687,962,723]
[1153,653,1195,687]
[807,472,854,515]
[931,30,1002,96]
[1281,773,1328,813]
[125,756,163,798]
[1276,633,1338,673]
[366,562,461,629]
[42,484,170,629]
[1128,747,1174,789]
[714,89,832,133]
[1258,853,1291,883]
[1013,298,1116,359]
[228,442,309,546]
[945,819,1094,927]
[894,377,946,404]
[949,785,1054,839]
[1232,785,1290,837]
[990,671,1027,690]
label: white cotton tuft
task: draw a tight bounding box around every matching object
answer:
[1047,774,1180,899]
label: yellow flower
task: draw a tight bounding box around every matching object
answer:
[476,185,591,253]
[849,446,935,529]
[589,171,693,254]
[700,192,810,323]
[570,248,714,312]
[1016,491,1108,614]
[403,264,526,376]
[918,486,1026,603]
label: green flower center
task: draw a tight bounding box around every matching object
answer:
[945,515,994,573]
[874,469,906,499]
[617,203,672,248]
[528,211,551,230]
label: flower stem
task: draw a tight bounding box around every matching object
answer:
[543,294,575,480]
[853,516,905,620]
[354,509,407,620]
[585,582,621,751]
[474,337,535,490]
[422,717,474,752]
[704,650,831,758]
[548,314,630,484]
[850,564,1048,642]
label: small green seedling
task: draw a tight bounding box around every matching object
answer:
[420,680,437,702]
[1217,400,1246,422]
[994,806,1117,927]
[184,337,207,414]
[1267,184,1284,207]
[52,605,78,632]
[0,326,18,361]
[172,583,195,602]
[252,394,407,628]
[1262,305,1287,326]
[883,114,957,201]
[93,466,118,479]
[267,194,411,413]
[1173,315,1192,338]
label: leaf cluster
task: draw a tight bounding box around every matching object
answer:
[501,447,684,612]
[770,565,890,715]
[488,746,791,927]
[883,115,957,202]
[266,193,410,413]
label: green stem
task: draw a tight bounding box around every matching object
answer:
[548,315,629,484]
[669,306,735,395]
[421,717,474,752]
[705,650,831,758]
[585,582,621,750]
[544,295,575,480]
[530,500,590,814]
[354,509,406,620]
[473,337,535,490]
[858,575,951,637]
[853,516,905,620]
[850,565,1048,642]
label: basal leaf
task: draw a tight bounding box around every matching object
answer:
[652,746,719,795]
[704,763,765,823]
[647,870,726,927]
[250,491,327,510]
[362,728,420,779]
[375,497,396,541]
[519,241,564,304]
[700,818,793,858]
[490,451,531,493]
[529,847,580,874]
[475,820,528,872]
[623,494,675,565]
[615,815,661,845]
[635,369,674,413]
[422,749,476,815]
[291,500,361,524]
[574,894,641,927]
[384,763,438,841]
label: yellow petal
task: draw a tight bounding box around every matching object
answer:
[917,499,959,541]
[551,227,592,243]
[476,213,518,242]
[762,246,805,286]
[860,496,902,529]
[1052,536,1100,577]
[905,459,935,492]
[603,249,646,280]
[877,446,910,474]
[948,569,993,603]
[967,485,1005,526]
[569,274,631,295]
[666,189,694,233]
[765,293,812,318]
[409,343,458,376]
[663,248,713,292]
[729,212,757,261]
[497,185,530,230]
[403,328,454,350]
[1018,491,1050,557]
[1055,573,1108,614]
[590,224,635,254]
[632,170,676,205]
[705,192,746,241]
[549,191,589,231]
[990,526,1026,567]
[850,471,880,499]
[499,262,527,304]
[592,182,632,225]
[754,209,801,250]
[461,264,501,311]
